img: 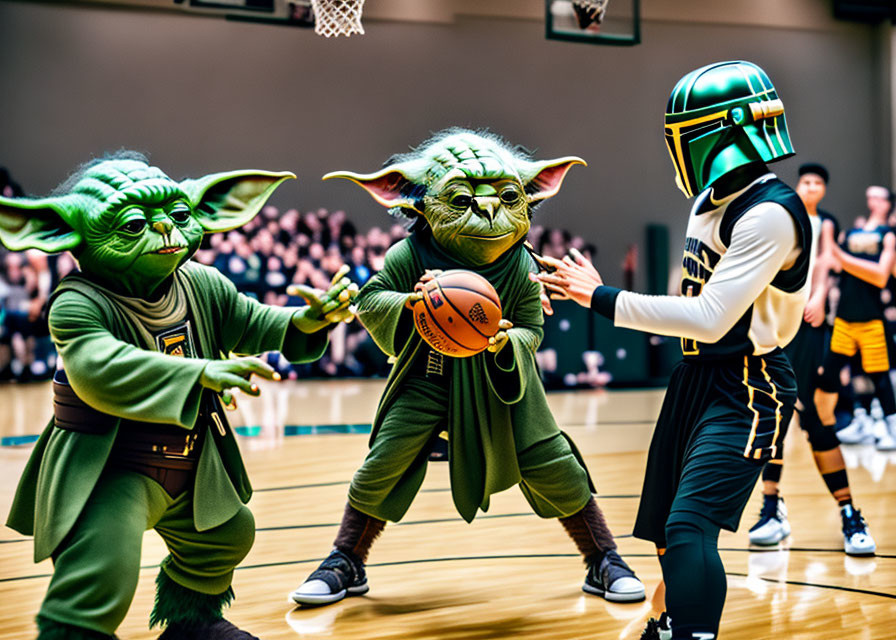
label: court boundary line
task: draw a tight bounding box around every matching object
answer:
[0,549,896,600]
[4,553,894,600]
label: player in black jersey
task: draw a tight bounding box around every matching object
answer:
[834,185,896,451]
[536,61,810,640]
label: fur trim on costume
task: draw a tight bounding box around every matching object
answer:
[334,503,385,563]
[559,497,617,563]
[150,570,233,630]
[36,616,117,639]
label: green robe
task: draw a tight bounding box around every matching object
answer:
[6,261,328,562]
[357,231,592,523]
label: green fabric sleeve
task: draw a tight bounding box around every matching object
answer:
[49,291,208,428]
[485,260,545,405]
[356,241,417,357]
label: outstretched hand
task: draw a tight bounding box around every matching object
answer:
[200,356,280,410]
[289,264,359,333]
[530,247,603,309]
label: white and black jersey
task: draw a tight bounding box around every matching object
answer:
[592,174,813,360]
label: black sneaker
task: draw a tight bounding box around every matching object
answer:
[640,613,672,640]
[582,549,645,602]
[289,548,369,605]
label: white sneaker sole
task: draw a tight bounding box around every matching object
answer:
[749,532,789,546]
[582,582,646,602]
[290,582,369,605]
[844,543,876,556]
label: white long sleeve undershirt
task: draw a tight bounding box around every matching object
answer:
[613,202,800,343]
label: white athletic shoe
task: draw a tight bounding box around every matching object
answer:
[837,409,875,444]
[841,505,876,556]
[748,497,791,546]
[876,415,896,451]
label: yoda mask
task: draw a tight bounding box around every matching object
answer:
[325,128,583,266]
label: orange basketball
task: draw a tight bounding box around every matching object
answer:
[412,270,503,357]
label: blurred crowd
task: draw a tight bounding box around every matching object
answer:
[0,165,603,385]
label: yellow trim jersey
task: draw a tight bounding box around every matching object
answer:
[612,174,813,359]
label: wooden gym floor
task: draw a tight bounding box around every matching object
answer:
[1,378,894,639]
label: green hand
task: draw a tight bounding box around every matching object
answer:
[199,356,280,410]
[289,264,359,333]
[487,319,514,354]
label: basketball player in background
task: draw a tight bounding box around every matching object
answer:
[535,61,812,640]
[747,165,877,556]
[830,184,896,455]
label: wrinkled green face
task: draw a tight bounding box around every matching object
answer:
[325,129,583,268]
[420,140,530,265]
[324,127,585,266]
[72,163,204,293]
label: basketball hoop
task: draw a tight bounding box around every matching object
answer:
[311,0,365,37]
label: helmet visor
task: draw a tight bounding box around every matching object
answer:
[664,110,728,198]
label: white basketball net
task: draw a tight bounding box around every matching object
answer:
[311,0,365,37]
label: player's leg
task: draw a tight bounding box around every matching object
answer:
[859,319,896,449]
[661,353,795,640]
[290,377,447,605]
[750,322,824,545]
[37,469,169,639]
[153,499,257,639]
[816,347,877,553]
[660,418,777,640]
[824,321,870,443]
[748,453,790,546]
[517,433,645,602]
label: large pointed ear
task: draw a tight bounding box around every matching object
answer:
[520,157,586,203]
[323,166,426,213]
[180,170,296,233]
[0,195,82,253]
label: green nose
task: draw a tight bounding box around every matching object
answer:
[153,219,173,235]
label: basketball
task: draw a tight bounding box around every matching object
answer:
[412,270,503,357]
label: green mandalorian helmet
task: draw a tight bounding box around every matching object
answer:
[665,61,794,198]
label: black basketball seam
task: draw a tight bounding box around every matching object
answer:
[435,275,502,308]
[438,284,502,309]
[422,286,477,352]
[437,282,494,341]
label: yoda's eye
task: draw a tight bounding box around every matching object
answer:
[449,194,472,210]
[119,219,147,235]
[500,187,522,205]
[169,205,191,224]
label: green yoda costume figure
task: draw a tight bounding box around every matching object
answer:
[0,153,355,640]
[290,129,645,606]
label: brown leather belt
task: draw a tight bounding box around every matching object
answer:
[53,369,201,497]
[53,370,117,434]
